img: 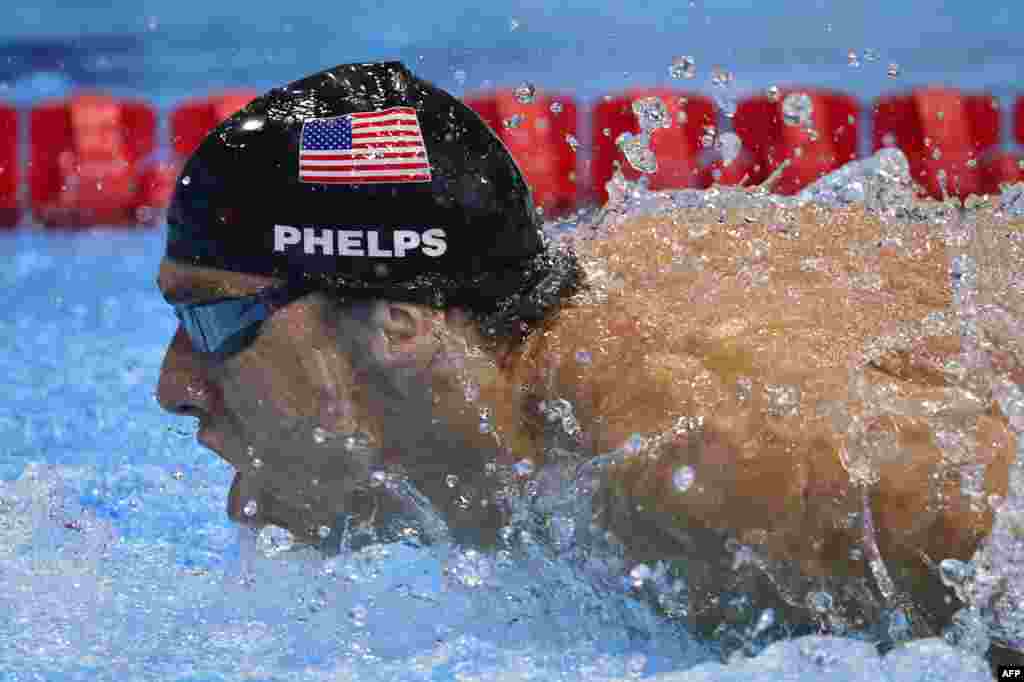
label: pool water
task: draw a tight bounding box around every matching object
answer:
[2,150,1022,679]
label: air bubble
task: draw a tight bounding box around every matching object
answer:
[181,176,191,186]
[317,525,331,539]
[847,50,860,68]
[669,55,697,80]
[766,85,780,103]
[243,500,258,517]
[453,69,467,86]
[251,457,263,470]
[504,114,525,130]
[445,474,459,488]
[887,63,900,78]
[550,101,563,114]
[565,134,579,152]
[864,48,879,62]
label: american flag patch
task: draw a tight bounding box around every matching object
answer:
[299,107,432,184]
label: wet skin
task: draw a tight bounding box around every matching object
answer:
[156,203,1017,640]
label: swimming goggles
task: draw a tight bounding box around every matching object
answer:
[173,282,316,360]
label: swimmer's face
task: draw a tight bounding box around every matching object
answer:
[153,257,454,535]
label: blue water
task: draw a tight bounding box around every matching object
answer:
[1,3,1021,680]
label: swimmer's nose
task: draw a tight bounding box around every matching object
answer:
[155,325,223,417]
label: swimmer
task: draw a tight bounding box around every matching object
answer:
[155,61,1016,646]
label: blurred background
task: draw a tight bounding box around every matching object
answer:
[2,0,1021,104]
[0,0,1021,227]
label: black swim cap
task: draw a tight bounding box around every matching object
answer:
[166,60,580,321]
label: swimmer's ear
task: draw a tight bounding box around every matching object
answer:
[369,301,444,366]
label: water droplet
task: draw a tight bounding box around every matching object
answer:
[181,176,191,186]
[172,470,184,481]
[676,110,688,124]
[446,474,459,488]
[807,590,834,613]
[718,132,742,166]
[243,500,258,517]
[669,55,697,80]
[710,65,733,88]
[453,69,467,86]
[602,127,612,137]
[616,132,657,174]
[864,48,879,62]
[369,469,388,487]
[565,134,578,151]
[317,525,331,539]
[575,349,592,364]
[257,525,294,556]
[700,125,718,149]
[312,426,328,444]
[714,91,737,119]
[782,92,814,127]
[503,114,525,130]
[766,85,780,103]
[672,465,696,492]
[513,459,535,477]
[549,101,563,114]
[847,50,860,68]
[967,158,977,168]
[514,82,536,104]
[251,457,263,470]
[624,434,645,455]
[753,608,776,636]
[349,604,368,627]
[509,18,520,31]
[887,63,900,78]
[939,558,974,589]
[932,148,942,161]
[630,563,652,588]
[632,97,671,131]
